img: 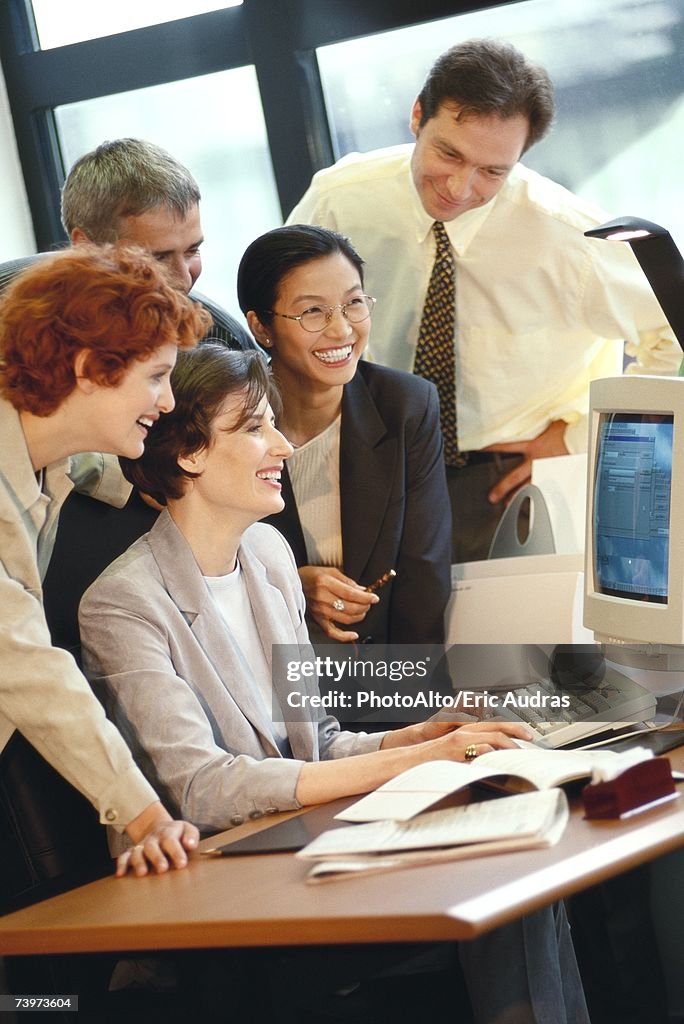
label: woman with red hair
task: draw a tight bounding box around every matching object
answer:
[0,243,210,906]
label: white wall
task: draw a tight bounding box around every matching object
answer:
[0,59,36,260]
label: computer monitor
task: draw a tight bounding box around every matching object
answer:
[584,374,684,651]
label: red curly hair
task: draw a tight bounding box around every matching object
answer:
[0,243,211,415]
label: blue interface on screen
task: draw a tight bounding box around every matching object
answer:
[594,413,673,603]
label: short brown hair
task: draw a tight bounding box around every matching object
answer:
[0,244,211,415]
[417,39,555,152]
[122,344,278,506]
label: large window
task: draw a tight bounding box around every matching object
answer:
[55,66,279,314]
[2,0,683,318]
[318,0,684,245]
[29,1,241,49]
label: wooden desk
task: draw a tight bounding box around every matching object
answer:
[2,750,683,957]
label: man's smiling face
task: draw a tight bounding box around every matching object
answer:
[409,99,529,222]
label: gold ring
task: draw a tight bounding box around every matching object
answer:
[132,844,145,852]
[464,744,479,762]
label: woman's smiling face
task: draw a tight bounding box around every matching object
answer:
[179,391,293,525]
[266,252,370,388]
[87,341,178,459]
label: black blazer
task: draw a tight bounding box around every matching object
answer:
[266,361,451,644]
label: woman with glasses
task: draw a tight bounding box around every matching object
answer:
[237,225,451,647]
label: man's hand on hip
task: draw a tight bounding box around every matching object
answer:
[482,419,569,506]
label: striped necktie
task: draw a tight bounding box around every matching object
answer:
[413,221,460,465]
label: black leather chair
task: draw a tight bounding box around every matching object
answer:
[0,733,111,916]
[42,488,159,664]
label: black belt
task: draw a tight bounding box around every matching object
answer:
[447,451,521,468]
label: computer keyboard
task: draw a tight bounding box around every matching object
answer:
[500,665,658,749]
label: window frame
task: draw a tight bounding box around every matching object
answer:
[0,0,517,249]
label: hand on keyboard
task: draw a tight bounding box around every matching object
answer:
[499,667,657,749]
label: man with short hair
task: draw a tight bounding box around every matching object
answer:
[2,138,257,352]
[289,39,680,561]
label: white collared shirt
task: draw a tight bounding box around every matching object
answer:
[289,145,680,454]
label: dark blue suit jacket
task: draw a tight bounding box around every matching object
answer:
[265,361,451,644]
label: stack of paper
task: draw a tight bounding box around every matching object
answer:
[297,788,569,883]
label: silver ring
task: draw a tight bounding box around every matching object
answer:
[332,599,345,613]
[132,844,145,852]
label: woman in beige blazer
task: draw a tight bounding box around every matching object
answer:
[0,244,207,905]
[79,343,589,1024]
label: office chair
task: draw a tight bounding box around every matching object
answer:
[43,488,159,662]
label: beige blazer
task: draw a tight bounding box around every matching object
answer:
[79,511,382,834]
[0,396,155,828]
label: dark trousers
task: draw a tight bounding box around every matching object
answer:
[567,867,669,1024]
[447,454,524,564]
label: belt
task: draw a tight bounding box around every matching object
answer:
[446,451,521,468]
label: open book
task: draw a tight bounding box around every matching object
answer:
[298,788,569,883]
[337,747,652,823]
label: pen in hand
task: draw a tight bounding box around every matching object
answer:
[365,569,397,594]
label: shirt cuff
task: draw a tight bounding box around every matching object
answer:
[563,415,589,455]
[97,764,159,833]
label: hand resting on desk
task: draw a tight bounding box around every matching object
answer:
[116,802,199,877]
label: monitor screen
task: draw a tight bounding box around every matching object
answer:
[594,413,673,604]
[584,375,684,648]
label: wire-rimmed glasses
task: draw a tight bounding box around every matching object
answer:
[268,294,376,333]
